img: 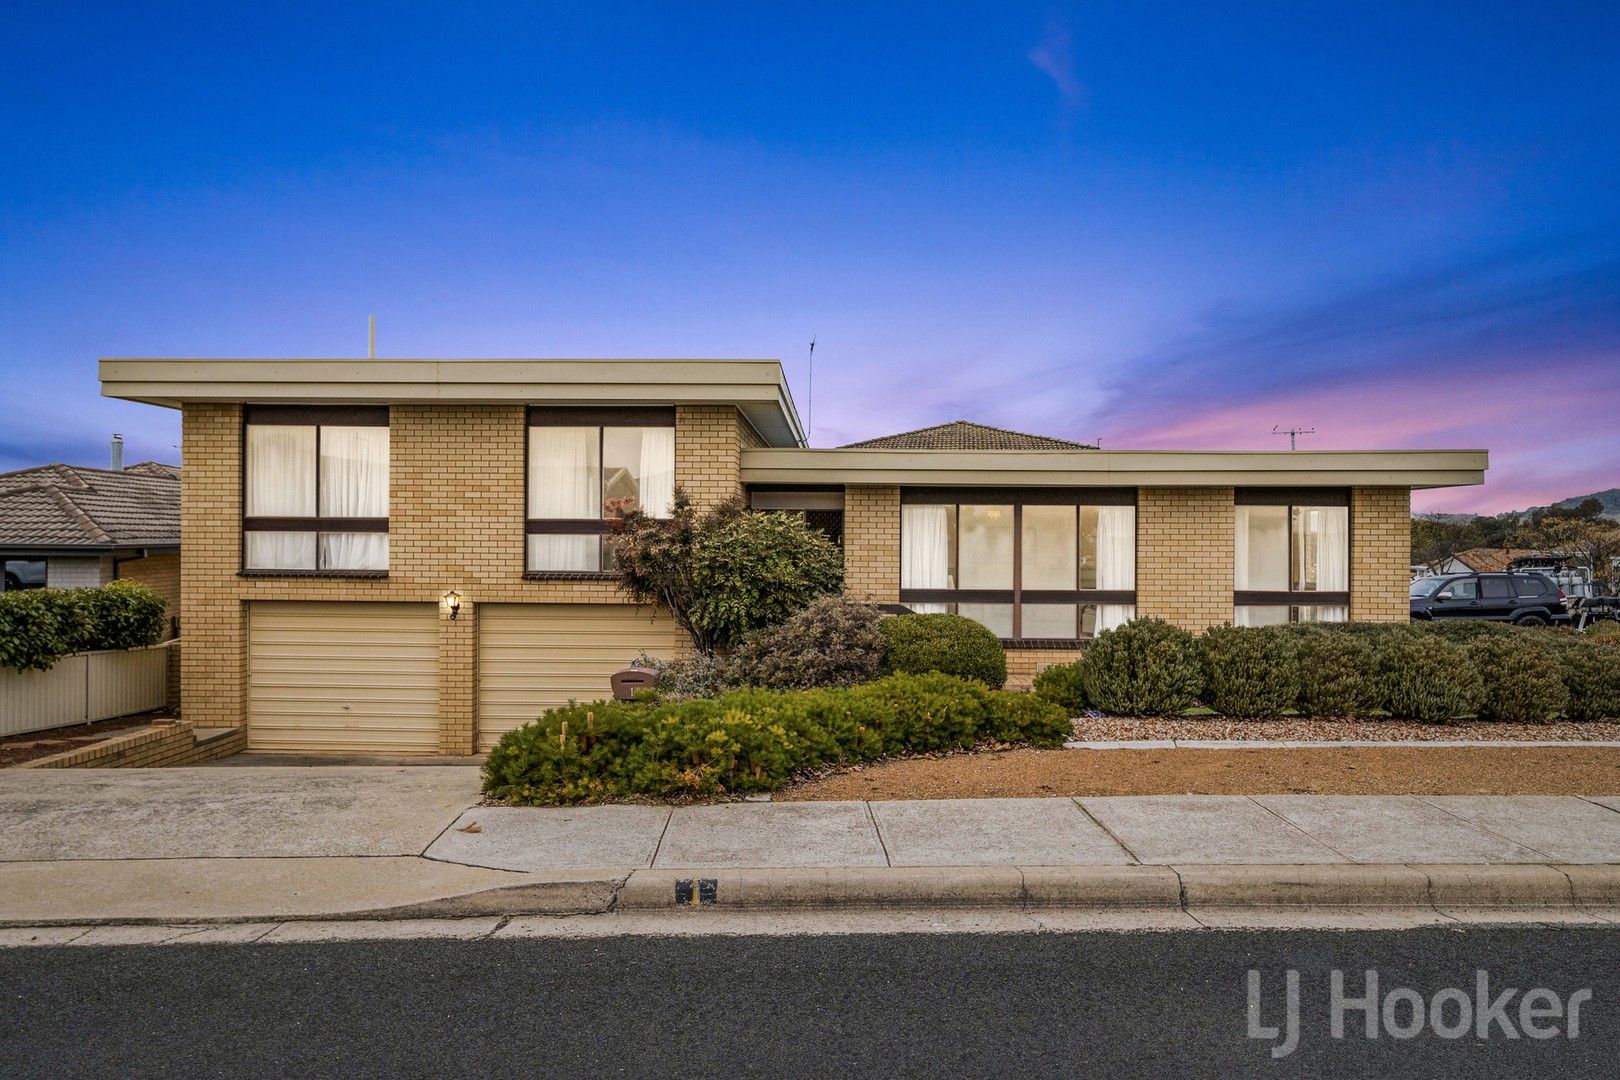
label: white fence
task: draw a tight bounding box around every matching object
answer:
[0,643,172,738]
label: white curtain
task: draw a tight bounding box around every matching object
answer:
[1312,506,1349,591]
[246,425,315,516]
[318,426,390,570]
[1095,505,1135,589]
[528,534,599,572]
[245,531,316,570]
[1236,505,1288,590]
[1235,605,1290,627]
[1096,603,1135,633]
[1298,604,1348,623]
[902,505,953,589]
[638,427,675,517]
[530,427,600,519]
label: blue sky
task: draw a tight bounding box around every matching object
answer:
[2,2,1616,512]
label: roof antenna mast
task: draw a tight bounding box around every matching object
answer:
[807,335,816,444]
[1272,424,1316,451]
[368,315,376,359]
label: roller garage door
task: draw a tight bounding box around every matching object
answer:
[477,603,682,752]
[248,602,439,752]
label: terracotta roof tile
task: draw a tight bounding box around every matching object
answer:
[0,464,180,550]
[841,420,1093,451]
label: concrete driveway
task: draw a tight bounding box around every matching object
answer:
[0,767,483,860]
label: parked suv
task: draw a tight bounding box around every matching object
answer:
[1409,572,1567,626]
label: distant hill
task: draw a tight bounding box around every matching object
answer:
[1415,488,1620,522]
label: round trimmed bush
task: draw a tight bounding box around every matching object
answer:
[1375,631,1483,722]
[1550,637,1620,720]
[879,613,1007,688]
[726,596,885,690]
[1032,660,1087,714]
[1080,618,1203,717]
[1197,625,1300,718]
[1291,628,1377,717]
[1465,635,1569,722]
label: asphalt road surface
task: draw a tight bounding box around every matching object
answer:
[3,927,1617,1078]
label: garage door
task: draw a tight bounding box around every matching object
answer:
[477,603,682,752]
[248,602,439,752]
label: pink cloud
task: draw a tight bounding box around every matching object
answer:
[1028,17,1086,108]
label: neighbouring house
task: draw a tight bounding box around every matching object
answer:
[0,448,181,635]
[99,358,1487,754]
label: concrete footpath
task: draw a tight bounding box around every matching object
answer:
[4,767,1620,929]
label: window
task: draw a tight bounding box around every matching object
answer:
[243,406,389,572]
[3,559,46,591]
[899,490,1135,641]
[1515,576,1549,597]
[1442,578,1479,600]
[1234,489,1348,625]
[527,407,675,573]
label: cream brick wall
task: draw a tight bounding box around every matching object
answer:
[117,551,181,638]
[1351,486,1411,623]
[1004,647,1084,691]
[181,402,751,750]
[843,485,900,603]
[1136,486,1235,632]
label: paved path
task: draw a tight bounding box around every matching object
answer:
[427,793,1620,871]
[5,927,1617,1078]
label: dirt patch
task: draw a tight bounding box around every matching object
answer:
[0,712,166,767]
[778,746,1620,800]
[1071,716,1620,742]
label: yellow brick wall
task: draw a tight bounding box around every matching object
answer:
[1351,486,1411,623]
[117,551,181,638]
[1004,647,1084,691]
[1136,486,1235,632]
[181,402,751,748]
[843,485,900,602]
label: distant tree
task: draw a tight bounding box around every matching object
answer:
[1510,516,1620,592]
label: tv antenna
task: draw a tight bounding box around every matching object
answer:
[807,335,816,444]
[368,314,376,359]
[1272,424,1315,451]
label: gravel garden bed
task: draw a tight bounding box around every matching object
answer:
[1069,716,1620,743]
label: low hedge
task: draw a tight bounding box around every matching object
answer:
[1290,627,1377,717]
[1374,632,1484,722]
[1197,625,1299,718]
[0,581,167,671]
[727,596,885,691]
[1032,660,1087,714]
[1081,618,1203,716]
[482,672,1070,804]
[879,613,1007,688]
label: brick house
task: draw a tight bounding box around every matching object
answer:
[99,358,1486,754]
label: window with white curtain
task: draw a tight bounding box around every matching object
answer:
[527,407,676,573]
[243,407,390,573]
[1233,490,1350,626]
[898,492,1136,641]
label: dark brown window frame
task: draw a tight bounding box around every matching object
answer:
[240,406,391,576]
[524,407,677,576]
[1232,489,1351,614]
[896,490,1139,644]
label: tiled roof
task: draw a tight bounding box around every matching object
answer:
[0,464,180,550]
[841,420,1094,451]
[123,460,181,479]
[1450,547,1546,573]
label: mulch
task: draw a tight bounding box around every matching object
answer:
[0,711,168,767]
[1070,716,1620,743]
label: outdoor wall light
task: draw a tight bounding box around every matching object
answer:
[444,590,462,620]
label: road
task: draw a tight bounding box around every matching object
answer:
[3,926,1617,1078]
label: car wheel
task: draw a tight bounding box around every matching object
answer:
[1515,614,1547,627]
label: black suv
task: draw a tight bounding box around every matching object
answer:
[1409,572,1567,626]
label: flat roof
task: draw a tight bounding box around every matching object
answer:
[99,357,807,447]
[741,447,1487,489]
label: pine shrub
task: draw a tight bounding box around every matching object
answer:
[1032,660,1087,714]
[1291,628,1377,717]
[1548,637,1620,721]
[1197,625,1300,718]
[1080,618,1203,717]
[1464,634,1569,722]
[1375,631,1484,722]
[726,596,885,690]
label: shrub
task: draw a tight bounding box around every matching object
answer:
[1197,625,1300,718]
[1464,634,1569,722]
[481,673,1068,804]
[613,493,844,653]
[727,596,885,690]
[633,652,731,700]
[1587,621,1620,641]
[0,581,166,672]
[1375,631,1483,722]
[1546,637,1620,721]
[879,613,1008,688]
[1032,660,1087,714]
[1081,618,1203,717]
[1291,628,1377,717]
[1412,619,1520,644]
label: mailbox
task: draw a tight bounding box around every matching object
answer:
[610,666,659,701]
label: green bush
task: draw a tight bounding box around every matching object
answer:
[1375,631,1483,722]
[1291,628,1377,717]
[879,613,1008,688]
[1413,619,1520,643]
[726,596,885,690]
[1081,618,1203,717]
[1545,637,1620,721]
[633,652,731,700]
[1465,635,1569,722]
[481,673,1069,804]
[1032,660,1087,714]
[0,581,166,672]
[1197,625,1300,718]
[1586,621,1620,641]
